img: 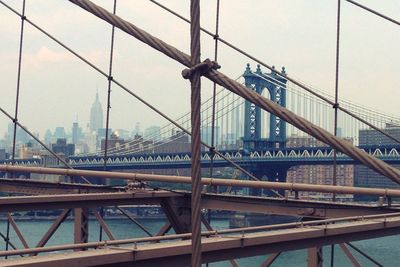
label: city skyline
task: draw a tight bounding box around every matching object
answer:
[1,1,399,140]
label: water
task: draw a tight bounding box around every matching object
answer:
[0,218,398,266]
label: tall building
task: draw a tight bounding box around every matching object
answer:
[144,126,161,141]
[71,122,83,144]
[355,124,400,193]
[90,92,103,133]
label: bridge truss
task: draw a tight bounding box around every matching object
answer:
[0,0,400,266]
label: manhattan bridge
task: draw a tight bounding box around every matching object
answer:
[0,0,400,266]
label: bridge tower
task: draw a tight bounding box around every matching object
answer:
[243,64,287,150]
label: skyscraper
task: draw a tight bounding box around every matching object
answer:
[89,92,103,133]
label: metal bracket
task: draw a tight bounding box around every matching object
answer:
[181,58,220,79]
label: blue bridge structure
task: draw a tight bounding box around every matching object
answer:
[2,65,400,185]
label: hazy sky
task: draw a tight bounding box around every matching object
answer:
[0,0,399,138]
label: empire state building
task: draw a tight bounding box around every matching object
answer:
[90,92,103,133]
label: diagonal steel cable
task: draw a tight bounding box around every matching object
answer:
[149,0,400,146]
[67,0,400,185]
[345,0,400,26]
[0,0,283,197]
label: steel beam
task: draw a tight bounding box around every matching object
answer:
[33,209,71,253]
[0,191,178,212]
[260,252,281,267]
[307,247,323,267]
[93,210,115,240]
[2,165,400,198]
[339,244,361,267]
[6,214,29,249]
[160,197,191,234]
[2,215,400,266]
[201,194,400,218]
[74,208,89,247]
[0,178,119,195]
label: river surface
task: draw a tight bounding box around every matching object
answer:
[0,218,398,266]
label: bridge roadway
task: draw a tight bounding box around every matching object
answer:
[1,185,400,267]
[2,144,399,171]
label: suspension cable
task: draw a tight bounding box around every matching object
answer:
[11,0,26,167]
[345,0,400,26]
[0,1,282,197]
[7,0,26,258]
[208,0,221,194]
[149,0,400,145]
[103,0,117,172]
[332,0,341,202]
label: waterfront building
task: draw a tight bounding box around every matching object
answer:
[286,135,353,200]
[355,124,400,192]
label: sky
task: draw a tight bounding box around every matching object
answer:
[0,0,399,138]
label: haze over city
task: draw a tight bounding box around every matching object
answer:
[1,0,399,139]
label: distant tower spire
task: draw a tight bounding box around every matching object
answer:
[90,90,104,133]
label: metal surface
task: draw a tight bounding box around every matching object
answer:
[33,209,71,255]
[93,210,115,240]
[6,214,29,249]
[74,208,89,247]
[201,193,400,218]
[3,165,400,198]
[3,214,400,266]
[0,178,119,195]
[260,252,281,267]
[339,244,361,267]
[308,247,323,267]
[0,191,177,212]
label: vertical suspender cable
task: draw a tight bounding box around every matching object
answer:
[209,0,220,194]
[100,0,117,242]
[331,0,341,265]
[11,0,26,166]
[332,0,341,200]
[103,0,117,172]
[189,0,202,265]
[7,0,26,258]
[207,1,221,250]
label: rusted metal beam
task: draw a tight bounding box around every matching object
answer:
[74,208,89,247]
[260,252,281,267]
[0,191,178,212]
[6,213,29,249]
[33,209,71,255]
[0,178,119,195]
[160,198,191,234]
[1,192,396,220]
[339,244,361,267]
[307,247,323,267]
[2,215,400,266]
[345,242,383,267]
[201,194,400,218]
[155,222,172,236]
[116,207,153,237]
[93,209,115,240]
[3,165,400,198]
